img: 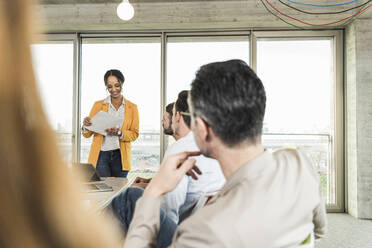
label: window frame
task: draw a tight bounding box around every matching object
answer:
[33,34,78,163]
[41,29,344,212]
[252,30,344,212]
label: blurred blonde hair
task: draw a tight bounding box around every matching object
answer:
[0,1,122,247]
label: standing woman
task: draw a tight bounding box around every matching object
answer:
[82,70,139,178]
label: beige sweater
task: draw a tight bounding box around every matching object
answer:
[125,149,327,248]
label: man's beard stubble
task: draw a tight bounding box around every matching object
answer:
[163,127,173,136]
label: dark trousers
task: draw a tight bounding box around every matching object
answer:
[96,149,128,178]
[108,187,177,248]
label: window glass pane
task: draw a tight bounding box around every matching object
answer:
[257,39,334,204]
[80,38,161,174]
[31,42,74,162]
[167,36,250,104]
[166,36,250,148]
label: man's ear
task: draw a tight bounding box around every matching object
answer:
[174,111,181,123]
[195,116,210,142]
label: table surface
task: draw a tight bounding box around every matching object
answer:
[81,177,129,211]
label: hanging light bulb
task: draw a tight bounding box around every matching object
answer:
[117,0,134,21]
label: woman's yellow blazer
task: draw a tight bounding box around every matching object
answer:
[82,99,139,171]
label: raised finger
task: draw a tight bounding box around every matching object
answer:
[178,158,196,175]
[187,171,198,180]
[186,166,201,177]
[175,151,201,166]
[186,170,196,178]
[192,165,202,175]
[187,169,199,180]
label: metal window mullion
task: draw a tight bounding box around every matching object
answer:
[334,30,344,212]
[250,31,257,72]
[72,33,82,163]
[326,31,344,212]
[160,32,167,162]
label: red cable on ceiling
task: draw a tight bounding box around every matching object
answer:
[264,0,372,26]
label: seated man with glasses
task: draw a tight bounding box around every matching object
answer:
[125,59,327,247]
[106,90,225,248]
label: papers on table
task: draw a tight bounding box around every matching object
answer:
[84,111,122,136]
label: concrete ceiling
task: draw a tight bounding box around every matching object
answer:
[41,0,237,3]
[38,0,372,31]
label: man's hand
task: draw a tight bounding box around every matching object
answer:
[143,151,201,198]
[131,177,152,189]
[187,165,202,180]
[131,182,149,189]
[134,177,152,184]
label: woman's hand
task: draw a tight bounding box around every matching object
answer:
[83,117,92,126]
[143,151,201,198]
[105,127,121,136]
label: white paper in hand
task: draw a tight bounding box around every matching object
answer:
[84,111,123,136]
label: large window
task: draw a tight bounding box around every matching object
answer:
[256,35,342,209]
[80,37,161,173]
[31,41,74,162]
[36,31,343,211]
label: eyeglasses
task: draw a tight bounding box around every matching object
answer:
[180,111,191,116]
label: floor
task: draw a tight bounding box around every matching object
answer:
[316,213,372,248]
